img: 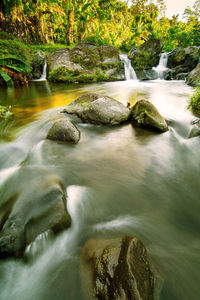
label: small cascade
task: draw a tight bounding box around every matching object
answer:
[120,54,137,81]
[39,60,47,80]
[153,52,169,80]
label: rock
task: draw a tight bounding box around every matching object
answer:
[0,176,71,258]
[187,63,200,87]
[131,100,168,132]
[47,43,121,83]
[129,39,163,70]
[188,119,200,138]
[47,118,80,144]
[168,46,200,72]
[80,236,163,300]
[63,93,131,125]
[136,69,158,81]
[32,50,46,79]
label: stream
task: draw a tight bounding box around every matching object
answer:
[0,79,199,300]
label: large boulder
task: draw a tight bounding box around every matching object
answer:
[47,118,80,144]
[129,39,163,71]
[47,43,121,83]
[0,176,71,258]
[187,63,200,87]
[131,100,168,132]
[80,236,163,300]
[63,93,131,125]
[168,46,200,73]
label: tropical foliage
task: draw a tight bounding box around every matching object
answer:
[0,57,32,86]
[0,0,199,51]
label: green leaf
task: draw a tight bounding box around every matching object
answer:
[4,64,24,73]
[0,69,13,87]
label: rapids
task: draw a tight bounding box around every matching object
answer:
[0,79,199,300]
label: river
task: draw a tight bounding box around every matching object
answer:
[0,79,199,300]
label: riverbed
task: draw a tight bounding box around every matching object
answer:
[0,79,199,300]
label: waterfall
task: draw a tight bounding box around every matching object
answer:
[39,60,47,81]
[120,54,137,80]
[153,52,169,80]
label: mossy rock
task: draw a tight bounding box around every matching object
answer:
[63,93,131,125]
[129,39,163,70]
[187,64,200,87]
[47,44,121,83]
[131,100,168,132]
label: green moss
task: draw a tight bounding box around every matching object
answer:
[48,66,108,83]
[131,51,151,71]
[48,67,75,83]
[71,46,101,70]
[101,62,120,70]
[188,86,200,114]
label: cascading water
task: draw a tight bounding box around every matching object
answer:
[153,52,169,80]
[120,54,137,80]
[39,60,47,81]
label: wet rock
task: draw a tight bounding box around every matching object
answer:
[47,43,121,83]
[0,176,71,258]
[187,63,200,87]
[188,119,200,138]
[129,39,163,70]
[168,46,200,72]
[63,93,131,125]
[131,100,168,132]
[80,236,163,300]
[32,50,46,79]
[47,118,80,144]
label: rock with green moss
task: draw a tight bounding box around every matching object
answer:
[187,64,200,87]
[129,39,163,71]
[47,118,80,144]
[131,100,168,132]
[47,43,121,83]
[168,46,200,71]
[80,236,163,300]
[63,93,131,125]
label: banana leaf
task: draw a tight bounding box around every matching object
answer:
[0,69,13,87]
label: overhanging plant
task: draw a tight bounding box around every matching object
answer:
[0,57,32,86]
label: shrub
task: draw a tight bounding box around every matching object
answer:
[188,86,200,114]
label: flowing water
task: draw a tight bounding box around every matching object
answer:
[120,54,137,80]
[0,79,199,300]
[153,53,169,80]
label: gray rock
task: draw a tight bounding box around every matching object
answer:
[63,93,131,125]
[47,118,80,144]
[188,119,200,138]
[187,63,200,87]
[80,236,163,300]
[0,176,71,258]
[168,46,200,72]
[47,43,121,83]
[131,100,168,132]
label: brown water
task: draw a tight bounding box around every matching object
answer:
[0,80,199,300]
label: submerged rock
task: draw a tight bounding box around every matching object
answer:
[47,43,121,83]
[80,236,163,300]
[131,100,168,132]
[188,119,200,138]
[187,63,200,87]
[63,93,131,125]
[47,118,80,144]
[0,176,71,258]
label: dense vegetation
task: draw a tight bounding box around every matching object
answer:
[0,0,199,52]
